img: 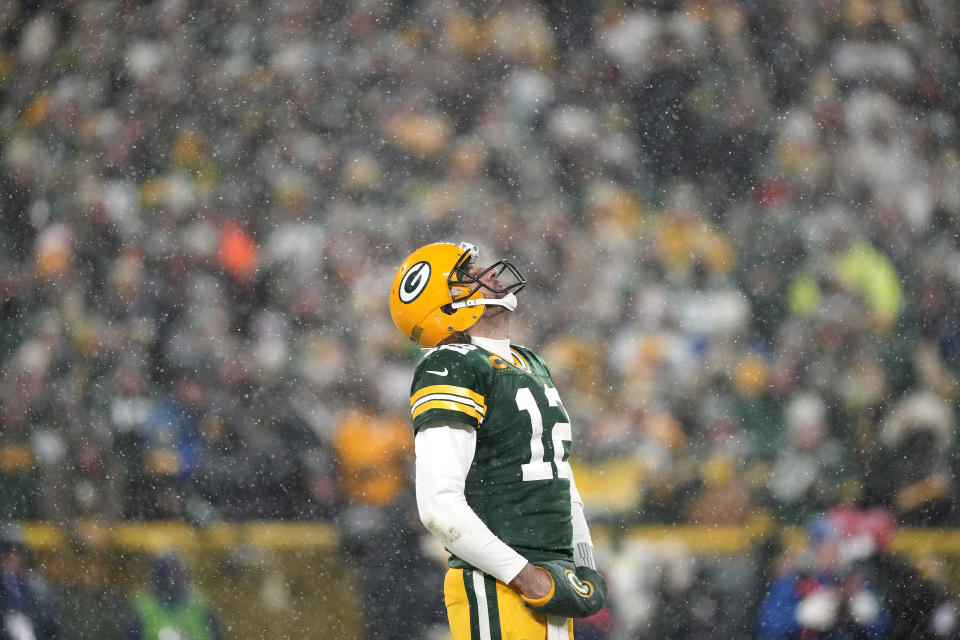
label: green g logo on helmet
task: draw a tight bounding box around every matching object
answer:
[399,261,431,303]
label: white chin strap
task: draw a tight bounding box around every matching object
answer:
[450,292,518,312]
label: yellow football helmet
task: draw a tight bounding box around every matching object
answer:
[389,242,525,347]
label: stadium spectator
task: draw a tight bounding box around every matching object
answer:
[864,390,958,525]
[757,507,891,640]
[766,392,848,523]
[0,525,62,640]
[122,552,225,640]
[857,507,960,640]
[332,409,427,640]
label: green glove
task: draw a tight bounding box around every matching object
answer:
[519,560,607,619]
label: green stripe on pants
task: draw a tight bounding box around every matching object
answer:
[463,568,504,640]
[463,568,482,639]
[483,573,502,640]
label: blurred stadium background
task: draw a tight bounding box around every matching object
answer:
[1,0,960,638]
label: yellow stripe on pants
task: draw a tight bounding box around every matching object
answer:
[443,568,573,640]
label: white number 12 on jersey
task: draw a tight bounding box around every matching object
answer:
[517,386,572,481]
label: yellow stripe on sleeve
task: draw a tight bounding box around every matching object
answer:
[411,385,486,411]
[411,399,484,424]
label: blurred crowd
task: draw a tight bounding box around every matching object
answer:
[2,0,959,530]
[2,0,960,638]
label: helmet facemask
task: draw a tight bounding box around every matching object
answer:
[447,246,526,313]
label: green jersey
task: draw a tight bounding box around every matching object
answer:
[410,342,574,566]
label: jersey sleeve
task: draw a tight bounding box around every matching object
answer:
[410,345,489,432]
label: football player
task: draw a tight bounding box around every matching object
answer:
[390,242,606,640]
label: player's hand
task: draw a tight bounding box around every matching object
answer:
[517,560,607,619]
[509,563,553,600]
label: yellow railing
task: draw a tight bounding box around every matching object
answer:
[18,520,340,552]
[12,518,960,555]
